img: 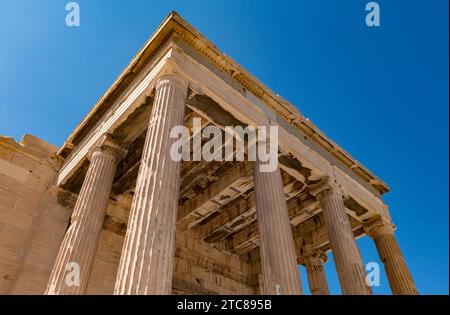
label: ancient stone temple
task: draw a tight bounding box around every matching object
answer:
[0,12,417,295]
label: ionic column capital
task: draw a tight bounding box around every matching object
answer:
[88,133,127,162]
[298,246,328,266]
[155,72,189,91]
[308,176,343,200]
[299,245,330,295]
[364,216,395,239]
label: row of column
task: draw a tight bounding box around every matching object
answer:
[296,178,418,295]
[45,72,418,295]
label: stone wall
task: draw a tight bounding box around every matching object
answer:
[0,134,70,294]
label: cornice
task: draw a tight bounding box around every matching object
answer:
[57,11,389,195]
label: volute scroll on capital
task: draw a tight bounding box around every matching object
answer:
[155,53,189,91]
[88,133,127,162]
[298,245,328,266]
[308,176,344,200]
[154,71,190,92]
[363,216,395,239]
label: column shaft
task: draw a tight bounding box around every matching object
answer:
[45,135,123,294]
[253,161,302,295]
[367,222,418,294]
[114,73,188,295]
[303,254,329,295]
[310,178,371,295]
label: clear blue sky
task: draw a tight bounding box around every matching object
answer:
[0,0,448,295]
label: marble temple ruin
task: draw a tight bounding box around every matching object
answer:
[0,12,417,295]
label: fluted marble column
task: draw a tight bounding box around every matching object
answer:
[300,249,330,295]
[114,73,188,295]
[365,218,418,295]
[45,134,125,294]
[253,160,302,295]
[309,177,371,295]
